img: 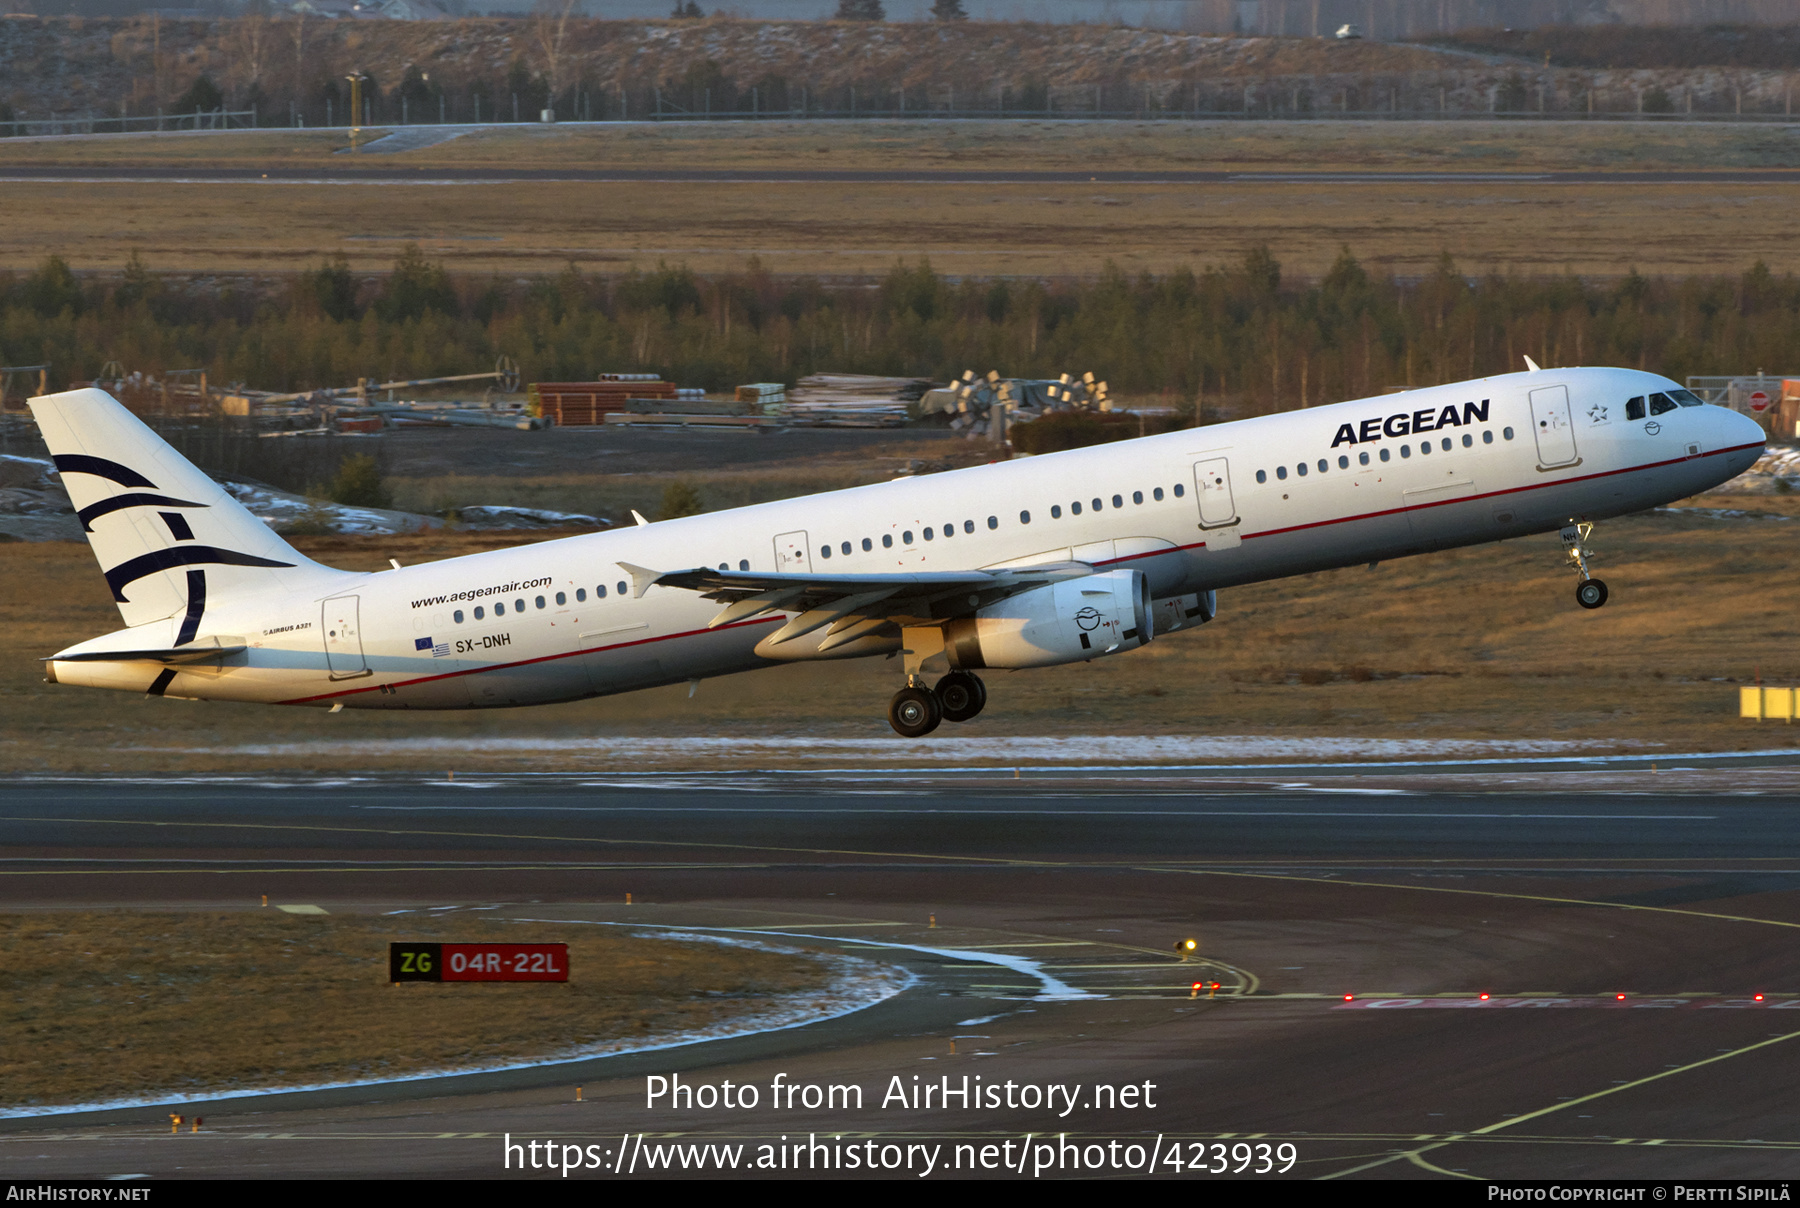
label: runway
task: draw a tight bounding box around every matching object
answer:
[2,167,1799,186]
[4,773,1800,1180]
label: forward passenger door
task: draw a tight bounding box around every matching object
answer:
[1529,385,1580,468]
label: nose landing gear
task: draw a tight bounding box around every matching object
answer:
[1562,523,1609,610]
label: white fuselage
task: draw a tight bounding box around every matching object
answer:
[49,367,1766,708]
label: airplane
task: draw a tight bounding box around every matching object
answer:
[31,365,1764,737]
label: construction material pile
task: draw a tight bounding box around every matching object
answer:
[920,370,1112,439]
[529,378,674,426]
[786,374,930,428]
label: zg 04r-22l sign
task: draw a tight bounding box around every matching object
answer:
[389,942,568,982]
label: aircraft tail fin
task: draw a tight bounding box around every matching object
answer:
[28,387,343,637]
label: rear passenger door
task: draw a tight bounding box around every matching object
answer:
[1192,458,1238,528]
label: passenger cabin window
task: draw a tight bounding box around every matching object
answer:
[555,592,566,606]
[841,542,852,556]
[454,609,465,623]
[1051,505,1063,518]
[515,598,525,612]
[1482,431,1494,444]
[535,595,546,609]
[1112,495,1122,509]
[1276,466,1288,480]
[1093,498,1105,511]
[1461,434,1472,448]
[617,581,627,595]
[1296,463,1308,476]
[1153,487,1164,501]
[821,545,832,558]
[1256,470,1267,484]
[1649,392,1678,416]
[1132,491,1143,504]
[1503,427,1515,440]
[576,589,587,602]
[1400,445,1412,458]
[1317,459,1328,473]
[1626,397,1645,420]
[1071,501,1082,515]
[474,606,485,619]
[1019,510,1031,524]
[863,538,873,551]
[1359,452,1370,465]
[987,516,998,529]
[964,520,975,533]
[1419,441,1431,455]
[495,602,506,615]
[1173,484,1185,497]
[882,535,893,548]
[1441,438,1452,451]
[1379,448,1391,462]
[1338,455,1349,469]
[596,585,607,598]
[922,528,934,541]
[740,560,749,570]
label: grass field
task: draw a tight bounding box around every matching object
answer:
[4,487,1796,775]
[7,120,1800,173]
[1,122,1795,277]
[0,911,834,1110]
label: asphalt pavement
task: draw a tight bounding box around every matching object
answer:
[4,773,1799,1180]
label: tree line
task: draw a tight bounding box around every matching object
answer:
[3,246,1798,420]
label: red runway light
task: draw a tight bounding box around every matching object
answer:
[1343,993,1354,1001]
[1479,993,1490,1000]
[1755,994,1766,1002]
[1616,993,1627,1001]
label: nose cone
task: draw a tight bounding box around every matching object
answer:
[1720,406,1768,454]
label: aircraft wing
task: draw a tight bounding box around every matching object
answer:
[621,561,1091,652]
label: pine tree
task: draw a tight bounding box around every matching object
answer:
[930,0,967,19]
[835,0,884,20]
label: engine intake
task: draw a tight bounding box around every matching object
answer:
[946,569,1151,670]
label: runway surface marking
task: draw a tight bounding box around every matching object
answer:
[1318,1026,1800,1180]
[1338,997,1798,1009]
[355,805,1720,819]
[1153,867,1800,932]
[0,814,1066,869]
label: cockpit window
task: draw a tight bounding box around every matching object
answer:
[1670,388,1704,407]
[1648,392,1678,416]
[1625,396,1645,420]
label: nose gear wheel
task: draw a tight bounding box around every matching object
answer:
[1560,522,1609,610]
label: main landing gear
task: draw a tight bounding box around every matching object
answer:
[1561,522,1609,610]
[887,671,987,737]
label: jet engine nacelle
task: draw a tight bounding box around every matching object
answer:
[945,569,1151,670]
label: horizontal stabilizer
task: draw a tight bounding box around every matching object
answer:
[47,644,246,666]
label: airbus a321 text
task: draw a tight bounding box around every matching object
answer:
[32,366,1763,736]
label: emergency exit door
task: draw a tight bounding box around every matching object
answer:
[774,530,812,574]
